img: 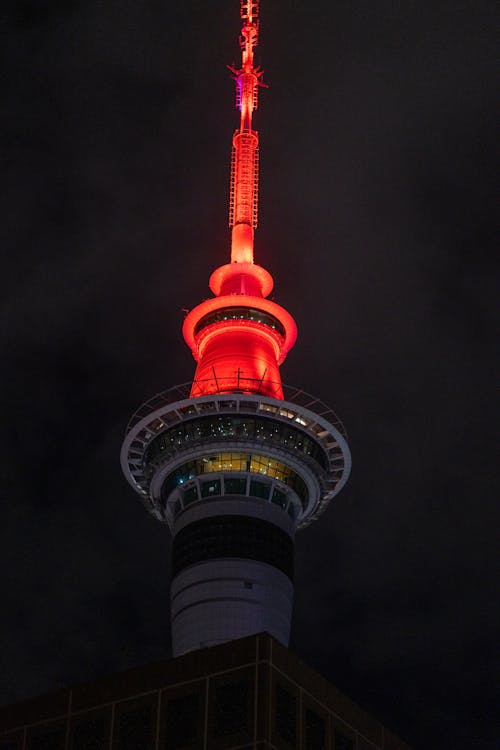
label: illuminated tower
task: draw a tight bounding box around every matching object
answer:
[121,0,351,657]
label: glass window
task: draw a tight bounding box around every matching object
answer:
[224,476,247,495]
[200,478,221,498]
[161,452,308,507]
[0,740,21,750]
[219,400,237,409]
[334,729,353,750]
[259,403,278,414]
[183,485,198,505]
[178,405,196,416]
[197,401,215,411]
[146,414,327,470]
[249,478,271,500]
[305,708,325,750]
[72,717,107,750]
[116,705,154,750]
[165,694,199,749]
[213,681,248,737]
[28,727,65,750]
[272,488,287,509]
[239,400,257,410]
[194,306,286,337]
[275,684,296,746]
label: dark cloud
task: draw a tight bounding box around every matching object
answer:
[1,1,498,748]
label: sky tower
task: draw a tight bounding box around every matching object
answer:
[121,0,351,657]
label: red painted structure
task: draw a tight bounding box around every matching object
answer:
[183,0,297,399]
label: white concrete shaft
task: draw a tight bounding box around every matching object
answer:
[171,558,293,656]
[170,497,295,656]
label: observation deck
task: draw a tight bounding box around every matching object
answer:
[121,382,351,532]
[122,381,351,654]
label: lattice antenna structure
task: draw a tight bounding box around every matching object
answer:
[227,0,267,263]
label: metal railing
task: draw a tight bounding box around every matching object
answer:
[126,379,347,439]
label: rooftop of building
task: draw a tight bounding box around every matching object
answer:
[0,633,411,750]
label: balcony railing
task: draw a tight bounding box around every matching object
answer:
[126,379,347,439]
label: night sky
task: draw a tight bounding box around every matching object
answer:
[2,1,498,747]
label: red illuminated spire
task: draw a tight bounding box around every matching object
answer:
[227,0,265,264]
[182,0,297,399]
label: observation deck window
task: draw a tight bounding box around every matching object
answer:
[239,400,258,411]
[162,452,308,506]
[259,403,278,414]
[168,473,299,521]
[224,476,247,495]
[271,487,287,509]
[201,478,221,498]
[249,478,272,500]
[183,484,199,505]
[197,401,216,412]
[193,306,286,338]
[179,405,196,417]
[219,400,238,410]
[145,414,328,470]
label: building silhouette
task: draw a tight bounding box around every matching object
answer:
[0,633,411,750]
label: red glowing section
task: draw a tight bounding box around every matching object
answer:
[191,328,284,399]
[227,0,266,264]
[183,296,297,365]
[209,262,273,297]
[183,0,297,399]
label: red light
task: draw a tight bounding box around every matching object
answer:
[183,0,297,400]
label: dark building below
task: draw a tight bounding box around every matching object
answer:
[0,633,411,750]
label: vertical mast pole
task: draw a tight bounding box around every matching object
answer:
[228,1,265,264]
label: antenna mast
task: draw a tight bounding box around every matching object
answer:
[228,1,265,264]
